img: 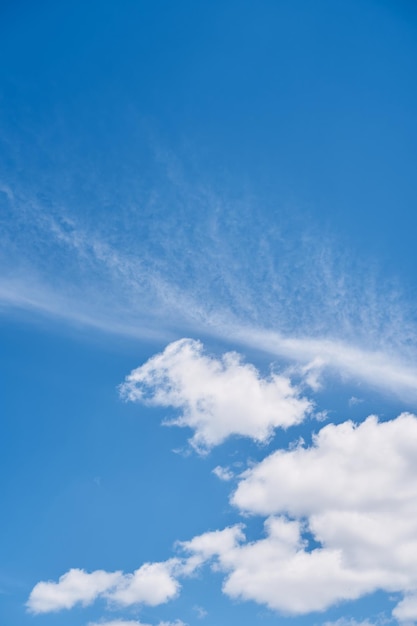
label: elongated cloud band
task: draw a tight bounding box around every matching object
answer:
[27,561,180,614]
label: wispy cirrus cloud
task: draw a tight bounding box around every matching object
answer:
[2,147,417,404]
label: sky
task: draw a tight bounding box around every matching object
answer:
[1,1,417,626]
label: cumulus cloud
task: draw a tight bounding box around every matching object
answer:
[27,569,121,614]
[27,560,180,614]
[120,339,311,451]
[209,413,417,618]
[181,517,380,614]
[28,409,417,623]
[107,561,180,608]
[232,412,417,517]
[170,414,417,620]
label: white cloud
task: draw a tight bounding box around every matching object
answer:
[27,414,417,622]
[108,561,180,607]
[180,525,245,561]
[27,569,121,614]
[179,414,417,619]
[392,593,417,624]
[120,339,311,451]
[181,517,379,614]
[232,413,417,518]
[212,465,234,481]
[232,326,417,403]
[27,561,180,614]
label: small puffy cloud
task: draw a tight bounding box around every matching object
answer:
[27,569,121,614]
[108,561,180,607]
[178,525,245,576]
[27,561,179,614]
[212,465,234,481]
[180,524,245,562]
[120,339,311,451]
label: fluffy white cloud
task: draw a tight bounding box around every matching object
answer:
[28,408,417,623]
[27,560,180,614]
[180,414,417,620]
[120,339,311,450]
[232,413,417,518]
[27,569,121,614]
[108,561,180,607]
[181,517,380,614]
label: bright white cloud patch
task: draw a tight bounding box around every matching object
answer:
[27,569,121,614]
[108,561,180,607]
[181,518,380,614]
[27,560,179,614]
[120,339,311,450]
[202,413,417,618]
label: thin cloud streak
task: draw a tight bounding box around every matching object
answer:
[228,325,417,403]
[2,174,417,402]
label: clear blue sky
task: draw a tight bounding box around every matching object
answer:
[1,2,417,626]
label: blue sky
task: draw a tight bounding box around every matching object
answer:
[1,1,417,625]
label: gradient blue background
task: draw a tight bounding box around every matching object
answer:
[1,2,417,625]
